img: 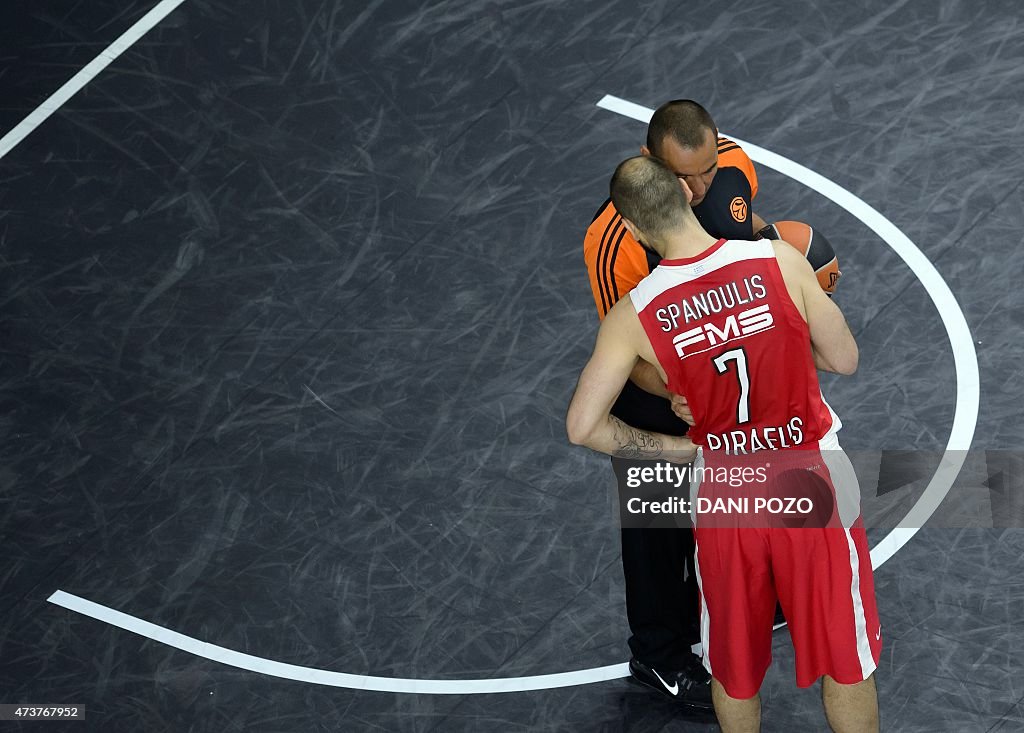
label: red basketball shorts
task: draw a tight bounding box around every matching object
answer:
[691,435,882,699]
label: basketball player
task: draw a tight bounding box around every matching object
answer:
[567,156,880,733]
[583,100,768,706]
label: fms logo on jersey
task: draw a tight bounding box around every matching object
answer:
[672,304,774,358]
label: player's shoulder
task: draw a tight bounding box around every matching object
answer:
[626,259,684,315]
[603,290,641,330]
[768,238,802,263]
[708,237,776,267]
[767,239,815,285]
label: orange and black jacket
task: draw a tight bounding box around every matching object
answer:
[583,138,759,434]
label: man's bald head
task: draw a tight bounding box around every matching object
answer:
[646,99,718,157]
[609,156,691,245]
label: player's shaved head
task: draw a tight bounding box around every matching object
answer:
[610,156,690,243]
[646,99,718,156]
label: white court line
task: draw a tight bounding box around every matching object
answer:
[44,93,980,695]
[0,0,189,161]
[47,591,628,693]
[598,93,980,568]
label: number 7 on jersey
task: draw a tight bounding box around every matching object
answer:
[713,348,751,424]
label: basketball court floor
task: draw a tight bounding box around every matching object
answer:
[1,1,1022,730]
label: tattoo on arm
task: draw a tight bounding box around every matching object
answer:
[609,416,664,459]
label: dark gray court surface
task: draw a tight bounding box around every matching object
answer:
[1,1,1022,731]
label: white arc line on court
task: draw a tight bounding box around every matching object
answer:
[0,0,189,161]
[47,591,628,693]
[45,93,980,696]
[598,93,980,568]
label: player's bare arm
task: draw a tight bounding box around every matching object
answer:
[772,240,858,375]
[567,299,696,461]
[751,211,768,233]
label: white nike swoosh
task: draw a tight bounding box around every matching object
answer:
[652,669,679,696]
[875,628,881,641]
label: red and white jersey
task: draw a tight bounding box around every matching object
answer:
[630,238,838,453]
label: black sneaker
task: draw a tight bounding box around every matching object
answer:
[628,655,713,713]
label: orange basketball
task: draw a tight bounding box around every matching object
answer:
[771,220,841,294]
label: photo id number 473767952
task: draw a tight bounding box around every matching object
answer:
[0,705,85,720]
